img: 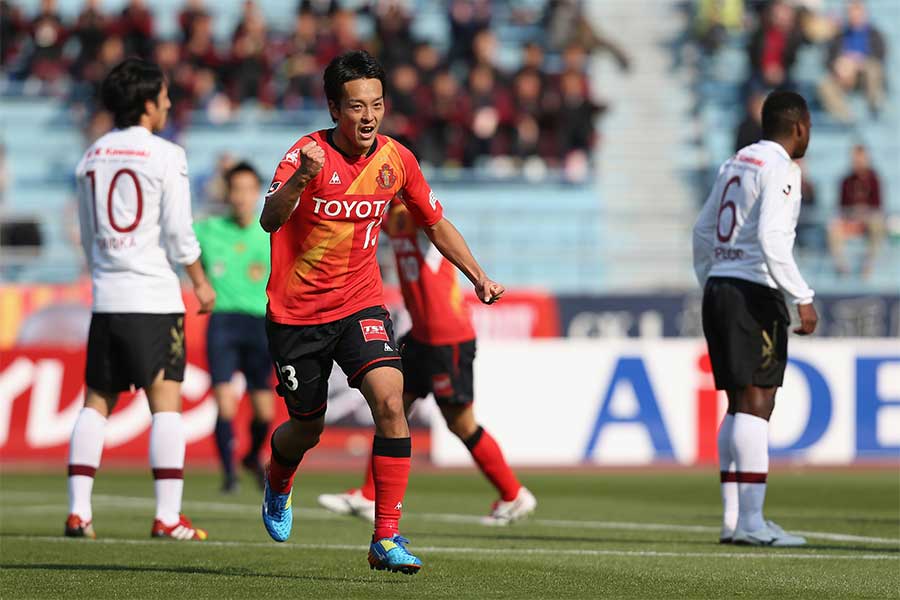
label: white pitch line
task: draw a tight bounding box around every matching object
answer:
[5,492,899,546]
[3,535,897,562]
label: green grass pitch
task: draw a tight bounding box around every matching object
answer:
[1,468,897,598]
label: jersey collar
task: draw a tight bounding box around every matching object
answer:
[758,139,791,161]
[113,126,152,137]
[326,128,379,160]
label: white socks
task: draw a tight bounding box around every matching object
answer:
[731,412,769,533]
[67,407,107,521]
[150,412,185,526]
[717,414,738,534]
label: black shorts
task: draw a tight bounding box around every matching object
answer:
[265,306,402,421]
[207,312,272,390]
[702,277,790,390]
[85,313,186,394]
[401,334,476,405]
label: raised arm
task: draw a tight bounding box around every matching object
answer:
[423,217,504,304]
[260,141,324,232]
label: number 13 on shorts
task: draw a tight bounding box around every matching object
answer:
[276,361,299,391]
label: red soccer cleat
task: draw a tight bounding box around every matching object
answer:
[151,514,208,541]
[64,514,96,539]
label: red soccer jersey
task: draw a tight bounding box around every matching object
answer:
[266,130,443,325]
[384,203,476,345]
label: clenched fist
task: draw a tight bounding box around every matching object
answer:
[297,141,325,181]
[476,277,505,305]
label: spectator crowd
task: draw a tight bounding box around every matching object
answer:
[695,0,891,278]
[696,0,888,124]
[1,0,618,176]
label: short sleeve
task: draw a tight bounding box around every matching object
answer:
[266,136,315,198]
[398,145,443,227]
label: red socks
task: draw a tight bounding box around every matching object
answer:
[359,452,376,501]
[372,436,411,541]
[267,432,300,494]
[466,426,521,502]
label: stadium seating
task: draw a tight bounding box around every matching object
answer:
[1,0,616,289]
[690,0,900,292]
[3,0,896,292]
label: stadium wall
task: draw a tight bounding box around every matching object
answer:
[1,282,897,466]
[433,340,900,467]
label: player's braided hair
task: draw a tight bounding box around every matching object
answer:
[101,58,165,129]
[323,50,387,120]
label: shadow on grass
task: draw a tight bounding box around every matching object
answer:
[0,563,413,584]
[411,530,900,555]
[410,529,724,547]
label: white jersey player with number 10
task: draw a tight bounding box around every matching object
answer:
[75,127,200,312]
[66,58,214,544]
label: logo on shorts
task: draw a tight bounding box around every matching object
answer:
[376,163,396,189]
[169,318,185,364]
[359,319,389,342]
[761,324,777,369]
[432,373,454,398]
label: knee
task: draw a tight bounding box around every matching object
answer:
[442,408,478,440]
[373,393,406,425]
[447,420,477,441]
[288,418,324,450]
[745,395,775,420]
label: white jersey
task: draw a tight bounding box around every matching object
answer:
[692,140,814,304]
[75,126,201,313]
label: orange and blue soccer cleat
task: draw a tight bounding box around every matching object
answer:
[151,514,208,541]
[261,472,293,542]
[368,535,422,575]
[64,514,96,539]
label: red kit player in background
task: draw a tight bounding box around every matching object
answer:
[318,200,536,525]
[258,50,504,575]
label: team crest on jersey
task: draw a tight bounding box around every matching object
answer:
[376,163,396,189]
[359,319,389,342]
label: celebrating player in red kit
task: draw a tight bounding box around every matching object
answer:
[258,50,504,575]
[318,199,536,525]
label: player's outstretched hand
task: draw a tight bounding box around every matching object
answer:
[195,281,216,314]
[297,141,326,180]
[476,278,505,305]
[793,302,817,335]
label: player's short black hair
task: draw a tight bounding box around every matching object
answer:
[761,91,808,139]
[225,161,261,187]
[101,58,165,129]
[323,50,386,109]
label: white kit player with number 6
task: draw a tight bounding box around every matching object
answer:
[67,58,215,541]
[693,91,818,547]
